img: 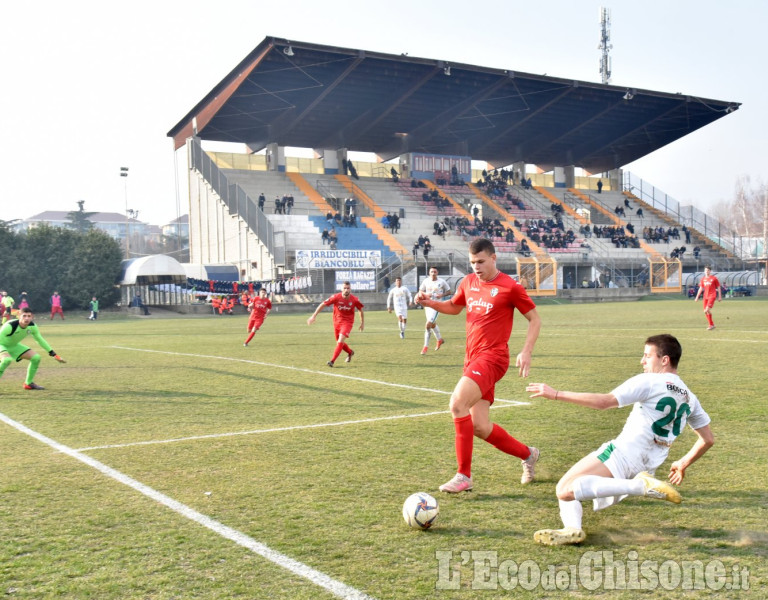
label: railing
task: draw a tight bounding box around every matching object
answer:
[316,179,373,218]
[189,137,276,258]
[623,171,742,259]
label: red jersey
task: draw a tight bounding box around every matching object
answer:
[249,297,272,320]
[699,275,720,300]
[323,292,364,326]
[452,272,536,362]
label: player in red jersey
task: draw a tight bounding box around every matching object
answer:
[416,238,542,493]
[693,266,722,330]
[243,288,272,346]
[307,281,364,367]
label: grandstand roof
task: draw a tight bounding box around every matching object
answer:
[168,36,739,173]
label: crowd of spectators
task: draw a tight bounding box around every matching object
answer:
[420,188,452,211]
[412,235,432,259]
[273,193,295,215]
[381,212,401,233]
[321,227,338,248]
[643,226,681,243]
[589,225,641,248]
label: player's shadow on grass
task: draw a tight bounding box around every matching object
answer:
[185,366,438,409]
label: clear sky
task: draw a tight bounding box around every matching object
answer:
[2,0,765,227]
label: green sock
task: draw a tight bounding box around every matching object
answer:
[25,354,41,385]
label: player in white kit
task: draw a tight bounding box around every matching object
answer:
[386,277,413,338]
[526,334,714,546]
[418,267,451,355]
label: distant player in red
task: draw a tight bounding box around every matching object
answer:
[693,266,722,330]
[243,288,272,346]
[307,281,364,367]
[416,238,542,494]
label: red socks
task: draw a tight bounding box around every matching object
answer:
[485,423,530,459]
[453,415,474,478]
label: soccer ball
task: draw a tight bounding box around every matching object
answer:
[402,492,439,530]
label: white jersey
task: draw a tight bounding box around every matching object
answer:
[610,372,710,463]
[613,372,710,447]
[419,277,450,301]
[589,372,710,511]
[387,286,412,314]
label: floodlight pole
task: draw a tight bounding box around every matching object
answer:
[121,167,130,258]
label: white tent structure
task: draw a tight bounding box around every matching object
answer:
[119,255,187,285]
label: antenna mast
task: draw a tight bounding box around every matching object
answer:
[598,7,612,84]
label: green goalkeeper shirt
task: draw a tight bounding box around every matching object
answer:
[0,319,53,353]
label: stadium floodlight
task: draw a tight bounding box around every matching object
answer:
[443,65,451,76]
[283,45,294,57]
[623,90,634,101]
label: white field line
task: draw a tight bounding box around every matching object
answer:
[83,346,529,451]
[0,411,376,600]
[77,401,524,451]
[110,345,527,399]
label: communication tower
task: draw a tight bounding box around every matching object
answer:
[598,7,612,84]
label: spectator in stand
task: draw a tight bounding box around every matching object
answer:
[322,228,330,245]
[382,213,391,229]
[258,193,266,211]
[636,207,644,218]
[391,166,399,183]
[597,180,603,193]
[693,246,701,259]
[390,213,400,233]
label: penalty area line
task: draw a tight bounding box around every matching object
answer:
[76,401,524,451]
[0,411,376,600]
[109,345,528,402]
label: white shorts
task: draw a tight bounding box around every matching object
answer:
[590,440,668,511]
[424,307,440,324]
[393,306,408,319]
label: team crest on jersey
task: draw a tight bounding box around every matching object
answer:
[490,288,498,297]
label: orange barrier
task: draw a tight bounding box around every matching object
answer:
[287,172,334,212]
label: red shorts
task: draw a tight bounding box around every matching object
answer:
[51,306,63,314]
[703,297,716,310]
[463,353,509,404]
[248,317,265,331]
[333,322,353,339]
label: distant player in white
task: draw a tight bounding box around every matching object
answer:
[387,277,413,338]
[418,267,451,355]
[526,334,714,546]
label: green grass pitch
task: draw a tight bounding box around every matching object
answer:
[1,297,766,598]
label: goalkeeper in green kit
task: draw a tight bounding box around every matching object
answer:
[0,307,66,390]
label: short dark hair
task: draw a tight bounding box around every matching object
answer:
[645,334,682,368]
[20,307,33,314]
[469,238,495,255]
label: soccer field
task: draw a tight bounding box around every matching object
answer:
[1,297,766,599]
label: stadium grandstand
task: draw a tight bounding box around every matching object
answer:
[167,36,745,299]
